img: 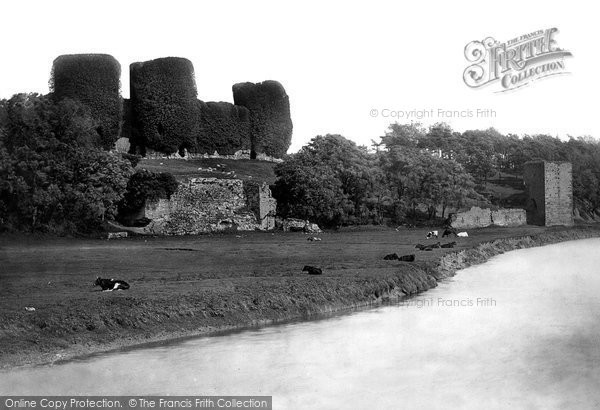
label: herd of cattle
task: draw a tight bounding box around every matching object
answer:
[93,227,469,286]
[306,226,469,276]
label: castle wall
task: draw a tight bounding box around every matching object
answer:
[523,161,547,225]
[142,148,283,163]
[491,209,527,227]
[451,207,491,228]
[243,181,277,230]
[143,178,276,235]
[544,162,573,226]
[524,161,573,226]
[451,207,526,229]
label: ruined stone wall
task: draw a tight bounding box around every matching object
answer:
[143,177,276,235]
[544,162,573,226]
[142,148,283,163]
[524,161,573,226]
[451,207,526,229]
[491,209,527,226]
[243,181,277,230]
[451,207,492,228]
[523,161,546,225]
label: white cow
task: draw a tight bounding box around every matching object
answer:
[426,230,438,239]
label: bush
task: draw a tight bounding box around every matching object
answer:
[129,57,198,155]
[0,93,133,234]
[50,54,122,150]
[194,101,251,155]
[232,80,293,158]
[121,153,142,168]
[119,170,179,214]
[273,135,384,227]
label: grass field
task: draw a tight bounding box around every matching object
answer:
[1,224,598,369]
[137,158,277,183]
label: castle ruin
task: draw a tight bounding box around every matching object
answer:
[143,178,276,235]
[523,160,573,226]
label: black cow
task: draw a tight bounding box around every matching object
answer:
[398,254,415,262]
[420,242,441,251]
[384,253,399,260]
[441,241,457,248]
[94,277,130,291]
[302,266,323,275]
[442,228,458,238]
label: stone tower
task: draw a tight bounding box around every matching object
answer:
[523,160,573,226]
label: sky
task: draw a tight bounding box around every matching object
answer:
[1,0,598,153]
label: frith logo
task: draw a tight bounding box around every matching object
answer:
[463,28,572,92]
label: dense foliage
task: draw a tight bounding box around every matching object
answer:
[118,170,179,214]
[195,101,251,155]
[407,122,600,215]
[0,94,133,234]
[49,54,122,150]
[380,124,483,220]
[120,98,133,140]
[273,135,388,227]
[129,57,198,155]
[274,122,600,227]
[233,81,293,158]
[273,133,484,227]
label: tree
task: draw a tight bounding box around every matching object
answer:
[273,157,346,227]
[273,134,384,227]
[380,122,425,149]
[0,93,133,234]
[379,139,483,220]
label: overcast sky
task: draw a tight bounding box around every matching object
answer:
[1,0,598,152]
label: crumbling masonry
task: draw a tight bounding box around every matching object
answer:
[143,178,276,235]
[523,160,573,226]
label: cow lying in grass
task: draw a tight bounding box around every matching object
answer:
[384,253,415,262]
[415,242,441,251]
[302,266,323,275]
[94,277,130,291]
[426,230,438,239]
[442,228,457,238]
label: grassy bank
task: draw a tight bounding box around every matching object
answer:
[1,225,599,370]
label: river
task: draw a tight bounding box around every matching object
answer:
[2,239,600,408]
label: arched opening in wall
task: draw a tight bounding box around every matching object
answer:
[250,150,257,159]
[178,145,187,158]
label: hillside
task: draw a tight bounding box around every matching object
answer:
[137,158,278,184]
[480,171,526,208]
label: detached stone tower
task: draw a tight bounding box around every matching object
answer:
[523,161,573,226]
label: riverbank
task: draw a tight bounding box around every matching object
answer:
[1,225,599,370]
